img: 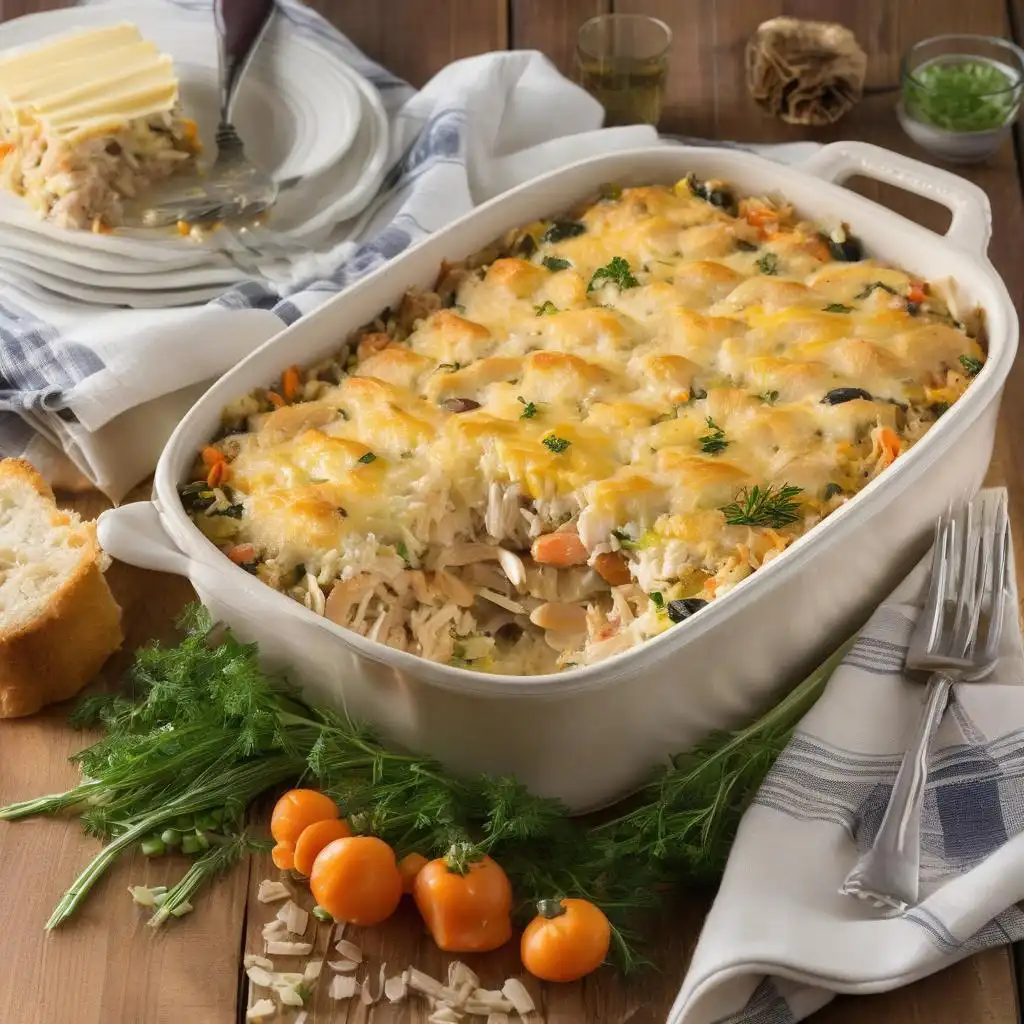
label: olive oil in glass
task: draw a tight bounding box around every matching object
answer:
[576,14,672,127]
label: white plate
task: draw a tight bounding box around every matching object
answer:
[0,0,379,277]
[0,259,229,309]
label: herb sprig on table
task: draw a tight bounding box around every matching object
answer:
[0,606,849,969]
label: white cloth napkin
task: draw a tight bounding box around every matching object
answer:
[0,0,659,499]
[671,488,1024,1024]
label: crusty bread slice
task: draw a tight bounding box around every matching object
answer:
[0,459,123,718]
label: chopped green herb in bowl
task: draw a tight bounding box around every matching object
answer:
[898,35,1024,163]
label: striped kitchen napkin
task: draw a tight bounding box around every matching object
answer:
[0,0,659,498]
[671,490,1024,1023]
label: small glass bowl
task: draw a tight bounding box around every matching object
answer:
[898,34,1024,163]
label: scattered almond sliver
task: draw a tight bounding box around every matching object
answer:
[302,961,322,982]
[384,972,409,1003]
[261,919,287,940]
[449,961,480,991]
[278,986,304,1008]
[244,954,274,971]
[245,965,275,988]
[275,900,309,936]
[246,998,276,1021]
[501,978,536,1016]
[334,938,363,962]
[329,975,358,1001]
[265,940,313,956]
[256,880,290,903]
[327,960,358,973]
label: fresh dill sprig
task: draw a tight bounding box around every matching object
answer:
[959,354,983,377]
[755,252,779,275]
[698,417,729,455]
[720,484,804,527]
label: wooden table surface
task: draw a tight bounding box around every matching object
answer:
[2,1,1024,1022]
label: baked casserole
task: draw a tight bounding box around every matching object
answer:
[182,175,986,675]
[0,23,200,231]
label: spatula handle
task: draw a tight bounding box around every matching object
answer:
[215,0,277,122]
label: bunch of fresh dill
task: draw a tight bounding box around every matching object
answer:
[0,605,850,968]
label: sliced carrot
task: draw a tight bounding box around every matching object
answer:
[0,142,13,157]
[206,461,227,488]
[907,282,927,305]
[281,365,301,402]
[878,427,902,466]
[201,445,225,468]
[266,390,285,408]
[176,220,190,237]
[593,551,631,586]
[227,543,256,565]
[531,531,588,567]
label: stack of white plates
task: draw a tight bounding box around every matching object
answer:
[0,1,391,308]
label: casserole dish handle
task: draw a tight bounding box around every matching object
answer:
[97,501,194,577]
[797,141,992,257]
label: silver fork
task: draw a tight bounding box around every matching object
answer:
[840,490,1010,912]
[141,0,278,228]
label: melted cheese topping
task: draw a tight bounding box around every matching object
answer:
[0,24,179,142]
[187,178,985,673]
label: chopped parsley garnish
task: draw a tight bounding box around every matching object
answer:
[612,528,639,550]
[517,396,538,419]
[542,434,571,454]
[436,362,462,373]
[358,452,378,464]
[542,256,571,272]
[212,504,244,519]
[906,301,920,316]
[755,252,779,275]
[720,484,804,528]
[959,354,983,377]
[822,482,844,500]
[682,387,708,406]
[588,256,639,292]
[855,281,898,299]
[759,390,779,405]
[698,417,729,455]
[735,239,760,252]
[650,591,665,609]
[395,541,411,565]
[930,401,950,418]
[823,303,853,313]
[542,220,586,244]
[534,300,559,316]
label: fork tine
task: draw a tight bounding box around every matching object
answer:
[921,510,954,656]
[979,491,1011,664]
[947,499,980,654]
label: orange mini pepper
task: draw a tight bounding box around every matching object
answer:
[521,898,611,983]
[413,850,513,953]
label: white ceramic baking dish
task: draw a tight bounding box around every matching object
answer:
[98,141,1017,812]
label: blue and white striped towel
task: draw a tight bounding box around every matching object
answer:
[0,0,664,498]
[671,491,1024,1023]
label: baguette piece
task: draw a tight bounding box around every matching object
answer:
[0,459,123,718]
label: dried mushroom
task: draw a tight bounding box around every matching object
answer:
[746,17,867,126]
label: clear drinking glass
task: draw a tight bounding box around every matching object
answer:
[576,14,672,127]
